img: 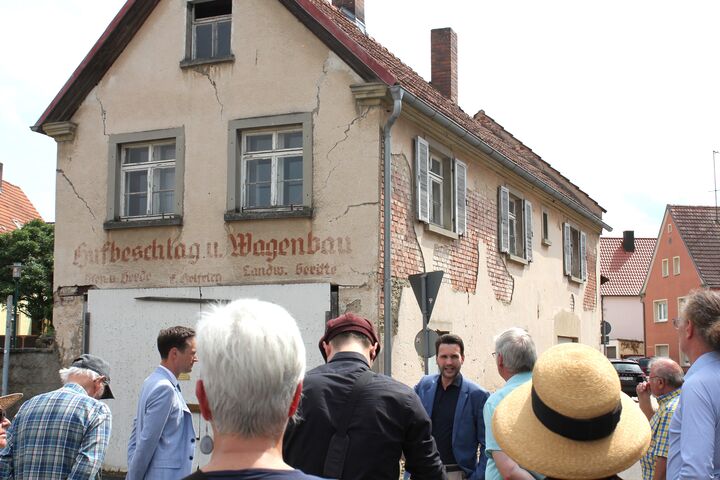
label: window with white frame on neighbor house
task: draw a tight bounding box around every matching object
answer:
[105,128,185,228]
[655,344,669,358]
[185,0,232,63]
[226,113,312,220]
[562,223,586,281]
[673,256,680,275]
[654,299,668,323]
[498,186,533,262]
[415,136,466,236]
[662,258,669,277]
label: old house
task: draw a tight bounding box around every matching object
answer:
[34,0,609,470]
[641,205,720,367]
[599,231,655,358]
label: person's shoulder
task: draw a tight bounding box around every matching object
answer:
[462,377,489,393]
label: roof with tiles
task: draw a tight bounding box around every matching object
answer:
[34,0,604,224]
[669,205,720,288]
[0,180,43,234]
[600,236,656,296]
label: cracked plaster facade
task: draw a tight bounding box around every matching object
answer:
[48,0,602,394]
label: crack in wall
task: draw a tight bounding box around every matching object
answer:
[499,255,515,304]
[95,92,107,136]
[328,201,378,223]
[193,66,224,120]
[57,169,97,233]
[313,59,330,120]
[323,107,370,190]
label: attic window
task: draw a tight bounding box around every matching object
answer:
[185,0,233,64]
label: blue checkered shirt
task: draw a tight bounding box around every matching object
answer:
[0,382,112,479]
[640,388,681,480]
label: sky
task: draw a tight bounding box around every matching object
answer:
[3,0,719,237]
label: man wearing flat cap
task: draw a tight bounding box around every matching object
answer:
[0,354,113,479]
[283,313,446,480]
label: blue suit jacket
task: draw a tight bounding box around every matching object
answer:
[414,374,489,480]
[127,366,196,480]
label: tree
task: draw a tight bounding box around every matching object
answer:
[0,219,54,334]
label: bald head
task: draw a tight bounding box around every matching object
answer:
[649,357,684,389]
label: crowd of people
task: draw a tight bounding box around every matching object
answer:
[0,289,718,479]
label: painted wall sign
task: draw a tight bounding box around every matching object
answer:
[229,232,352,262]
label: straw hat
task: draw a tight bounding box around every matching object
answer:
[0,393,22,412]
[493,343,650,480]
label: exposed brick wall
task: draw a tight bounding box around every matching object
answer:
[430,28,458,104]
[584,242,598,311]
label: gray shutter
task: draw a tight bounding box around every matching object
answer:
[524,199,533,262]
[416,137,430,223]
[498,186,510,253]
[563,223,571,276]
[454,159,467,235]
[580,231,587,281]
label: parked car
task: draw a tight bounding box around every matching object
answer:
[610,359,645,397]
[625,356,653,375]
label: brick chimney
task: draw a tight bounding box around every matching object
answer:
[332,0,365,25]
[622,230,635,252]
[431,28,458,104]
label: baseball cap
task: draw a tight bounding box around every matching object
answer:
[71,354,114,399]
[318,313,381,361]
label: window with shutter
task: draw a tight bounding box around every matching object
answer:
[563,222,586,282]
[498,186,510,253]
[454,160,467,235]
[563,223,572,276]
[524,200,533,262]
[498,186,533,262]
[416,137,430,223]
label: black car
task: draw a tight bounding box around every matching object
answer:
[610,359,645,397]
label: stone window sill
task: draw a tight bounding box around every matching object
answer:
[224,207,313,221]
[103,216,183,230]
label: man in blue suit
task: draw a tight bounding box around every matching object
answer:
[127,326,198,480]
[413,334,489,480]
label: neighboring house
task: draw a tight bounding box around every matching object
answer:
[641,205,720,367]
[599,232,655,359]
[0,163,43,338]
[33,0,609,470]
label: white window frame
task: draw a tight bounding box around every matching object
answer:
[541,208,552,246]
[120,141,176,218]
[662,258,669,277]
[106,128,185,229]
[654,299,668,323]
[226,113,312,220]
[673,256,680,275]
[499,186,533,262]
[415,136,467,236]
[655,344,670,358]
[563,223,586,282]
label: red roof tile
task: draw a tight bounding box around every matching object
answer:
[0,181,43,233]
[600,237,656,296]
[669,205,720,288]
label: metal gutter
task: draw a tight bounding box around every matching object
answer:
[382,86,403,377]
[400,89,612,232]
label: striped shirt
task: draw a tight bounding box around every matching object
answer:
[0,382,112,479]
[640,388,681,480]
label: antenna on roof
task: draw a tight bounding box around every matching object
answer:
[714,150,719,224]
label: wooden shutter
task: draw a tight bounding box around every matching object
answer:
[580,231,587,281]
[563,222,571,276]
[498,186,510,253]
[454,159,467,235]
[415,137,430,223]
[524,199,533,262]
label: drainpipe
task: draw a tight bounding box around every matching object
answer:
[382,85,403,377]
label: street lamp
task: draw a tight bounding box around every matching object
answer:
[10,262,22,349]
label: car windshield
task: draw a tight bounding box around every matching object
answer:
[613,362,643,374]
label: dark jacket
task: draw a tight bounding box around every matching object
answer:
[413,374,490,480]
[283,352,446,480]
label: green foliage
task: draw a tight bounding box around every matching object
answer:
[0,219,54,332]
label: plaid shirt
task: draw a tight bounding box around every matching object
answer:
[0,382,112,479]
[641,388,681,480]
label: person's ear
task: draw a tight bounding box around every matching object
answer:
[196,380,213,421]
[369,342,379,361]
[322,341,332,361]
[288,382,303,417]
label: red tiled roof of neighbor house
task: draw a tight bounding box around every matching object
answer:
[0,181,43,233]
[669,205,720,288]
[600,237,656,296]
[33,0,606,227]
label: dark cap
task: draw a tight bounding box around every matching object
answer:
[71,354,114,399]
[318,313,381,361]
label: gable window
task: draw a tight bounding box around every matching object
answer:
[673,256,680,275]
[105,128,185,229]
[654,300,668,323]
[415,137,466,236]
[498,186,533,262]
[226,113,312,220]
[563,223,586,281]
[662,258,669,277]
[183,0,233,65]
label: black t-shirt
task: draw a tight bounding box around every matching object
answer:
[183,469,326,479]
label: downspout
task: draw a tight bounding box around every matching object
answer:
[382,85,403,377]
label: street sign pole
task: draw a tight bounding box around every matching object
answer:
[420,275,429,374]
[409,271,444,374]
